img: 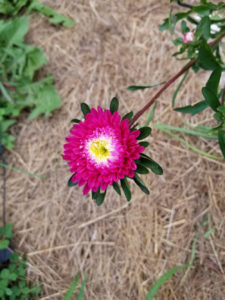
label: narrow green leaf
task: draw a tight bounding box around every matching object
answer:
[203,226,216,238]
[122,111,133,121]
[137,127,152,140]
[218,129,225,158]
[120,178,131,201]
[140,154,163,175]
[133,173,150,195]
[172,71,189,107]
[81,103,91,117]
[77,275,87,300]
[71,119,80,123]
[139,141,150,148]
[112,182,121,196]
[96,191,106,206]
[155,124,223,161]
[27,0,75,27]
[127,82,165,91]
[145,265,189,300]
[63,273,79,300]
[135,163,149,174]
[202,87,220,111]
[68,174,77,187]
[92,188,100,200]
[206,68,222,95]
[110,97,119,114]
[154,123,217,140]
[145,103,156,126]
[174,100,208,115]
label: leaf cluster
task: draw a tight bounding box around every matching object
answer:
[68,98,163,204]
[0,224,41,299]
[0,0,75,27]
[0,16,62,148]
[159,1,225,158]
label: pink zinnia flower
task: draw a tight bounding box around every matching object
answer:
[63,107,145,195]
[183,31,194,43]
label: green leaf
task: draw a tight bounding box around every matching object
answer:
[4,224,13,239]
[218,129,225,158]
[133,173,150,195]
[81,103,91,117]
[63,273,79,300]
[181,20,189,34]
[77,275,87,300]
[0,17,29,46]
[110,97,119,114]
[197,16,211,40]
[71,119,80,123]
[127,82,165,91]
[145,103,156,126]
[29,84,62,120]
[206,68,222,95]
[174,100,208,115]
[120,178,131,201]
[172,71,189,107]
[139,154,163,175]
[96,191,106,206]
[159,18,169,31]
[0,240,9,250]
[137,127,151,140]
[23,47,47,80]
[112,182,121,196]
[122,111,133,121]
[202,87,220,111]
[135,163,149,174]
[68,174,77,187]
[199,41,220,70]
[139,141,150,148]
[145,265,189,300]
[27,0,75,27]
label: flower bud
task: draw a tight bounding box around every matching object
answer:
[183,32,194,43]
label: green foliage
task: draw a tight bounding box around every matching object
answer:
[0,224,41,299]
[0,1,75,148]
[81,103,91,117]
[68,173,78,187]
[0,0,75,26]
[137,127,152,140]
[127,82,165,91]
[120,177,131,201]
[110,97,119,114]
[158,1,225,158]
[145,265,189,300]
[63,273,87,300]
[0,16,62,148]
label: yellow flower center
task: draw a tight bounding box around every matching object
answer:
[89,138,111,163]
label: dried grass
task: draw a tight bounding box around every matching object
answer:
[2,0,225,299]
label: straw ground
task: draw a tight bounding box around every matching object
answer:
[2,0,225,299]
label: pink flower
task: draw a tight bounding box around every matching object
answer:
[63,107,145,195]
[183,32,194,43]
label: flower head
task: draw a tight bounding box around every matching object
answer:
[183,31,194,43]
[63,106,145,195]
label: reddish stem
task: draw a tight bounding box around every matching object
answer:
[129,31,225,127]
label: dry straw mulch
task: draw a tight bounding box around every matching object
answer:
[2,0,225,299]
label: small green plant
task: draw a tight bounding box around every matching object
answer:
[0,223,41,299]
[63,273,87,300]
[0,2,75,148]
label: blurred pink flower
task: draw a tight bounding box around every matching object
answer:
[63,107,145,195]
[183,31,194,43]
